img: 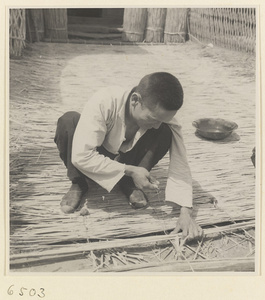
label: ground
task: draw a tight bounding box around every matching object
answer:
[9,40,256,272]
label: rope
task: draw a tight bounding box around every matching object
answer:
[146,27,164,32]
[164,31,186,35]
[123,30,144,36]
[10,36,25,41]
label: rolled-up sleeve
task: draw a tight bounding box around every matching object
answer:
[165,119,193,208]
[72,90,125,192]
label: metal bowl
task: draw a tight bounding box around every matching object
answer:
[192,118,238,140]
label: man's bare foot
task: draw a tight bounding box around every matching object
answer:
[60,184,87,214]
[129,189,148,209]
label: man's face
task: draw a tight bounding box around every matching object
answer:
[133,98,177,130]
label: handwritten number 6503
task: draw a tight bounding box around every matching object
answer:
[7,285,45,298]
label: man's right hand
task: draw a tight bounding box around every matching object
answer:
[125,165,159,190]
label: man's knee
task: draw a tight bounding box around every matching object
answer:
[57,111,81,130]
[55,111,80,145]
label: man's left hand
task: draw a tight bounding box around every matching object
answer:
[171,206,203,240]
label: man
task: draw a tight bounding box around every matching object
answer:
[55,72,202,239]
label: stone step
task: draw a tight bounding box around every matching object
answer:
[68,30,122,40]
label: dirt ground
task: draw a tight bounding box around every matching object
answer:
[9,40,256,272]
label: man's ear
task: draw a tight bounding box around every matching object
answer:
[131,92,141,107]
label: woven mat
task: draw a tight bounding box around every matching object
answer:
[9,43,256,254]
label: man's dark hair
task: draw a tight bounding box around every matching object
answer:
[135,72,184,111]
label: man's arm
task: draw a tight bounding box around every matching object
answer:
[72,88,159,193]
[72,89,126,192]
[166,118,203,239]
[171,206,203,239]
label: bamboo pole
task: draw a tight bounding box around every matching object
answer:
[103,257,255,272]
[10,220,255,268]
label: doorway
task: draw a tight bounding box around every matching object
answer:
[67,8,124,40]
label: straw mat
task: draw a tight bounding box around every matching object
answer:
[9,42,256,255]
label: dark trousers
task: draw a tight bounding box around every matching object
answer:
[54,111,172,195]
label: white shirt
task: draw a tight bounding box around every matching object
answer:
[72,86,193,208]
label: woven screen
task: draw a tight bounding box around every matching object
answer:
[9,9,26,56]
[189,8,256,53]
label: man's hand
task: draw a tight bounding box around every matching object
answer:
[171,206,203,240]
[125,165,159,190]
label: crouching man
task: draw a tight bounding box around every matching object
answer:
[55,72,202,240]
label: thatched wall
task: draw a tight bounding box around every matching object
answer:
[43,9,68,41]
[122,8,147,42]
[122,7,255,52]
[164,8,188,43]
[9,8,256,55]
[122,8,188,43]
[145,8,167,43]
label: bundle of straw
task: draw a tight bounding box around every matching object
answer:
[43,9,68,41]
[144,8,167,43]
[164,8,188,43]
[122,8,147,42]
[27,9,45,42]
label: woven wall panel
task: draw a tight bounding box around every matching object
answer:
[189,8,256,53]
[9,9,26,56]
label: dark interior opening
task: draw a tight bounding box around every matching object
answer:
[67,9,103,18]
